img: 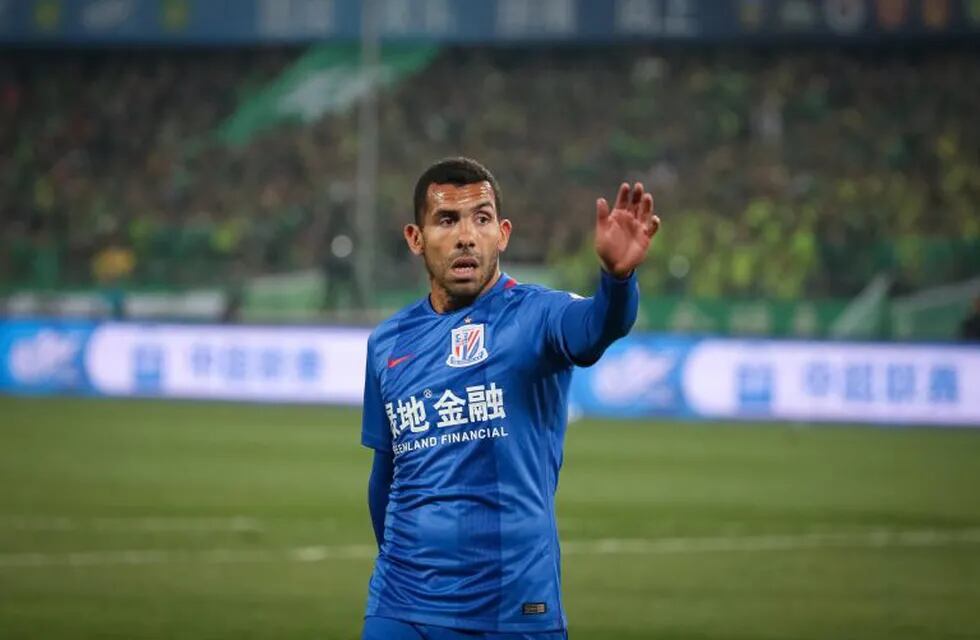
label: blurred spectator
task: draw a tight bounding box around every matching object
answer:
[91,235,135,319]
[2,46,978,301]
[91,243,135,284]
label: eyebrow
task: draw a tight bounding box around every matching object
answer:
[431,201,495,217]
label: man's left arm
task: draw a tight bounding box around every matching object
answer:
[558,269,639,366]
[555,182,659,366]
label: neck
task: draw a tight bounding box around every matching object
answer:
[429,269,502,314]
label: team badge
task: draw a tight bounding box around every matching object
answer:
[446,323,489,368]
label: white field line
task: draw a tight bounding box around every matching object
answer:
[560,528,980,555]
[0,516,340,533]
[0,544,377,568]
[0,516,266,533]
[1,528,979,569]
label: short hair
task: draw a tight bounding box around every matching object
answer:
[412,157,502,226]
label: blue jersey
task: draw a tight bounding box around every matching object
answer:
[361,272,587,633]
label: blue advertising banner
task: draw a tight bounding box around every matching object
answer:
[2,319,979,426]
[1,0,977,45]
[569,335,701,420]
[0,319,371,404]
[0,319,97,395]
[572,335,980,426]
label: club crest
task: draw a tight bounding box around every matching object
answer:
[446,323,489,368]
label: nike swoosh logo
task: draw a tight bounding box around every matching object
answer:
[387,354,413,368]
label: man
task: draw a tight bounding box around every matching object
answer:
[361,157,660,639]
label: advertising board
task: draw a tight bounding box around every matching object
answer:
[1,0,976,45]
[572,336,980,426]
[2,319,978,426]
[0,320,369,405]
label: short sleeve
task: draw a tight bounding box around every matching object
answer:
[360,338,392,453]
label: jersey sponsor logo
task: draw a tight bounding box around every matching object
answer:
[393,425,510,456]
[446,323,489,368]
[386,383,506,437]
[387,354,413,368]
[385,382,509,456]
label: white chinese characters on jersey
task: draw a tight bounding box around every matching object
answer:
[466,383,506,422]
[388,383,507,443]
[385,402,398,438]
[433,389,468,427]
[399,396,430,433]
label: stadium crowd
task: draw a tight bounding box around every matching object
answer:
[2,45,978,299]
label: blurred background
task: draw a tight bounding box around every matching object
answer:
[1,1,979,639]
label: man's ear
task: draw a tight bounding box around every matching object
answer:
[497,218,512,252]
[404,224,424,256]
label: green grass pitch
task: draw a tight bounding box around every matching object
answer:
[1,396,978,639]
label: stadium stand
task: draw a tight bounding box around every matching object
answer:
[2,46,978,298]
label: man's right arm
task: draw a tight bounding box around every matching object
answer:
[368,451,393,549]
[361,337,394,549]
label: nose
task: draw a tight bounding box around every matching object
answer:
[455,216,477,249]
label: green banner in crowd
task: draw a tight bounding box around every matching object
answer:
[217,44,439,146]
[638,296,849,338]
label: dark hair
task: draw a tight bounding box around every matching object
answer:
[412,157,502,226]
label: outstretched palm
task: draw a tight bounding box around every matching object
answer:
[595,182,660,278]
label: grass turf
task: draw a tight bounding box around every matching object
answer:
[0,396,978,639]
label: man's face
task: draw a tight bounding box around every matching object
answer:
[405,181,511,302]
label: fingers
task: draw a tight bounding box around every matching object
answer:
[640,192,654,222]
[614,183,630,210]
[612,182,655,225]
[630,182,644,212]
[619,182,647,219]
[646,214,661,238]
[596,197,610,222]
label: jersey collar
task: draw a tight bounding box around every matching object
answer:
[424,271,516,316]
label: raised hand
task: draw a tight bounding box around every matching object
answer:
[594,182,660,278]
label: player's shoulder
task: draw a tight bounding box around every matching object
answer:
[367,298,428,355]
[506,280,585,308]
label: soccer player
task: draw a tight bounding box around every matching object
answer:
[361,157,660,639]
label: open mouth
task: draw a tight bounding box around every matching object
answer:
[449,256,479,279]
